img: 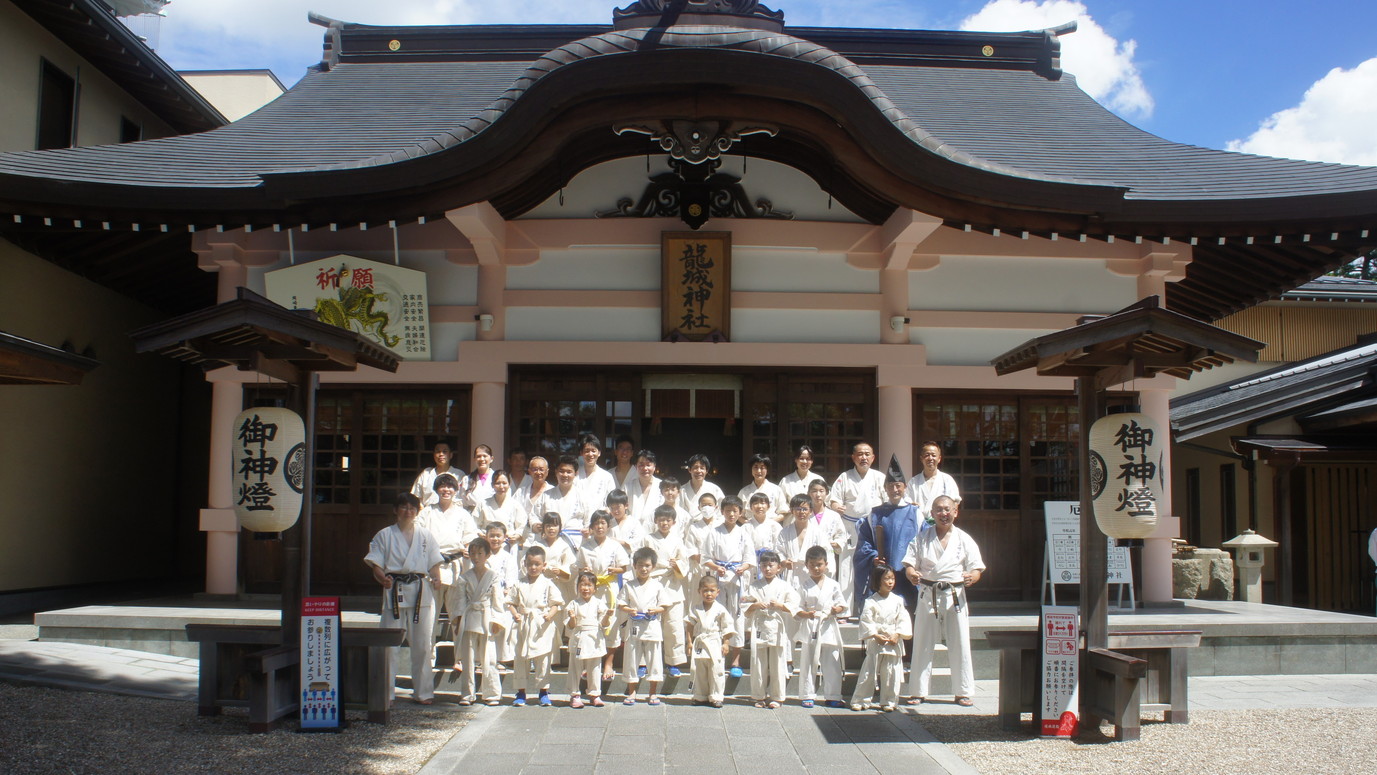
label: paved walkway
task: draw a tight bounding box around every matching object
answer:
[3,625,1376,775]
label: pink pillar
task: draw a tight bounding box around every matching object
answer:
[1140,388,1178,603]
[879,268,909,345]
[471,381,507,465]
[202,380,242,595]
[877,384,913,477]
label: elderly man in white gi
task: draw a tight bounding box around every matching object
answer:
[902,495,984,707]
[365,492,444,704]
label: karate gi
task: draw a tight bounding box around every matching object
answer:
[743,517,782,571]
[452,565,510,701]
[853,502,921,612]
[531,534,579,650]
[811,506,848,579]
[774,520,833,586]
[743,576,798,703]
[364,524,443,702]
[688,601,736,703]
[679,480,725,515]
[905,471,961,524]
[611,515,646,557]
[460,469,495,511]
[795,574,846,703]
[483,545,520,662]
[624,475,663,527]
[418,501,479,582]
[411,465,466,508]
[642,530,691,665]
[577,537,631,646]
[738,479,788,516]
[475,495,521,542]
[617,577,669,684]
[508,574,564,695]
[565,596,611,699]
[515,481,555,538]
[779,470,824,503]
[577,465,618,513]
[851,591,912,708]
[903,526,985,699]
[535,482,591,539]
[828,468,886,615]
[702,525,755,648]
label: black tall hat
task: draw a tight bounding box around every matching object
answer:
[885,454,906,485]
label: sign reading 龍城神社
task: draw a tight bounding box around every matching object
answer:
[662,232,730,341]
[265,254,430,360]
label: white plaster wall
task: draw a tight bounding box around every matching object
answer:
[431,322,476,359]
[506,307,661,341]
[180,71,283,122]
[520,156,865,222]
[911,327,1060,366]
[733,249,877,292]
[734,309,879,343]
[507,248,659,290]
[911,256,1135,313]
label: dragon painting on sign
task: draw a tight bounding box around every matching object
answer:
[313,266,401,348]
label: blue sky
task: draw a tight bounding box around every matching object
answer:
[143,0,1377,163]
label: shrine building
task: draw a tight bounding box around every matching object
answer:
[3,0,1377,607]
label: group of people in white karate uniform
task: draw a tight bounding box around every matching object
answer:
[364,434,986,711]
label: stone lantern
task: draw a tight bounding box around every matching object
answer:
[1222,530,1278,603]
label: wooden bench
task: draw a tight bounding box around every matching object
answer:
[186,624,405,731]
[986,629,1202,741]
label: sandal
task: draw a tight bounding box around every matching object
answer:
[591,696,605,707]
[753,701,767,708]
[710,700,723,708]
[623,697,637,706]
[570,695,584,709]
[648,696,662,706]
[956,696,974,707]
[905,697,925,706]
[458,696,475,706]
[801,700,815,708]
[767,701,780,710]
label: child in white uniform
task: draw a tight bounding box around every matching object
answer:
[577,510,630,684]
[794,545,847,708]
[451,537,510,706]
[702,496,755,678]
[743,550,798,708]
[850,565,911,712]
[617,547,670,705]
[565,571,612,708]
[686,575,736,708]
[642,505,690,677]
[507,545,564,707]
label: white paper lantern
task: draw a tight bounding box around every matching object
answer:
[231,407,307,534]
[1088,412,1163,539]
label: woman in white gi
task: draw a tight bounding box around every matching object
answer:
[460,443,496,510]
[364,492,444,704]
[678,454,725,515]
[902,495,984,706]
[576,434,618,513]
[778,444,824,504]
[476,469,522,542]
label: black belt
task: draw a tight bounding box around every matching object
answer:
[387,573,426,623]
[919,579,967,613]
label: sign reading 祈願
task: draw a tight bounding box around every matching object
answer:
[1040,605,1080,738]
[300,597,341,730]
[265,254,430,360]
[662,232,730,341]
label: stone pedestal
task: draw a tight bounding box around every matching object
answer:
[1172,547,1234,600]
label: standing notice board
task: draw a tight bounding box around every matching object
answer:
[1042,502,1134,606]
[1040,605,1080,737]
[300,597,341,730]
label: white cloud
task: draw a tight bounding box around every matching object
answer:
[1226,58,1377,166]
[959,0,1152,120]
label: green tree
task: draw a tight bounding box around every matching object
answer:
[1328,250,1377,280]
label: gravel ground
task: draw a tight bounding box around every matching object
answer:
[921,709,1377,775]
[0,683,473,775]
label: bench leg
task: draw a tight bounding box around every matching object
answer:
[997,648,1023,730]
[1165,647,1189,724]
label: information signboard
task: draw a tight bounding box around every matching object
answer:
[300,597,341,730]
[1045,501,1132,584]
[1040,605,1080,737]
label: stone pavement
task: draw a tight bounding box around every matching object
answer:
[4,623,1376,775]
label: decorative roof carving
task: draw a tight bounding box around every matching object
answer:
[614,0,785,23]
[614,120,778,165]
[597,157,793,230]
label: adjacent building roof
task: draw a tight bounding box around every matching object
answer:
[2,2,1376,317]
[1280,275,1377,303]
[1171,336,1377,440]
[14,0,227,134]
